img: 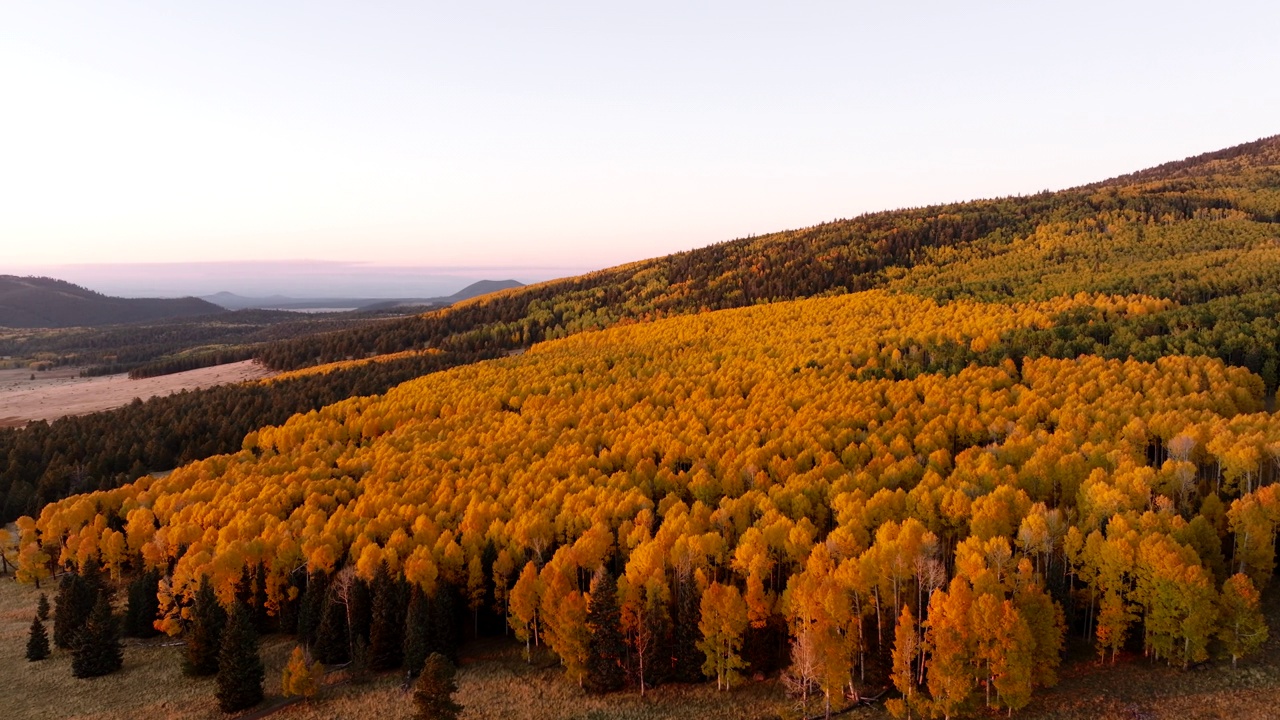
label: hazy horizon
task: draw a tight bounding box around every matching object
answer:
[4,260,591,299]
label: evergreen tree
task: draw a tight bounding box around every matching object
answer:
[369,563,406,671]
[431,590,459,662]
[71,593,123,678]
[26,614,50,661]
[347,575,374,646]
[184,576,227,676]
[314,587,351,665]
[125,568,162,638]
[251,565,272,633]
[297,571,329,646]
[413,652,463,720]
[672,569,703,683]
[404,585,431,676]
[37,592,50,621]
[584,569,625,693]
[54,569,97,649]
[277,574,302,637]
[216,603,265,713]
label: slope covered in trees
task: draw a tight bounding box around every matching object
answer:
[0,349,497,523]
[0,276,222,329]
[255,136,1280,378]
[16,288,1280,715]
[4,136,1279,531]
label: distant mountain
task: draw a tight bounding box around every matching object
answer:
[446,279,524,302]
[202,279,524,311]
[0,276,222,329]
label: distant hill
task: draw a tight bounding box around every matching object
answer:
[0,276,222,329]
[446,279,523,302]
[202,279,525,311]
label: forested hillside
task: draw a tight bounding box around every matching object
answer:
[0,276,221,328]
[256,136,1280,381]
[16,289,1280,717]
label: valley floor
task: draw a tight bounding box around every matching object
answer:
[4,572,1280,720]
[0,361,276,427]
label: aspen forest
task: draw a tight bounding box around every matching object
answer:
[6,136,1280,719]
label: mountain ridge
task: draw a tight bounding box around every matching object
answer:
[202,279,524,311]
[0,275,222,329]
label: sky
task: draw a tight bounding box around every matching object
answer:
[3,2,1279,295]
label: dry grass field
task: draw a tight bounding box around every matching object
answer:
[0,361,275,427]
[3,572,1280,720]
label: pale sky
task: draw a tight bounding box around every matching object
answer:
[3,2,1278,273]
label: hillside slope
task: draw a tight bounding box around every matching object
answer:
[0,276,221,328]
[21,287,1280,715]
[4,134,1280,525]
[256,135,1280,375]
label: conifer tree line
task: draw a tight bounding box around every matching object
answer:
[15,286,1280,717]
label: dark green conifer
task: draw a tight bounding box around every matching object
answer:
[672,568,703,682]
[71,593,123,677]
[413,652,463,720]
[350,575,373,645]
[404,585,431,676]
[184,576,226,676]
[125,568,162,638]
[314,587,351,665]
[297,571,329,646]
[430,590,458,662]
[584,569,625,693]
[26,614,50,661]
[369,563,405,671]
[54,569,97,649]
[216,603,265,713]
[251,565,272,633]
[37,592,50,621]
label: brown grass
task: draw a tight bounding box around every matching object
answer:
[4,572,1280,720]
[0,361,276,427]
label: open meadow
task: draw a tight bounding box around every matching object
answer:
[0,362,276,427]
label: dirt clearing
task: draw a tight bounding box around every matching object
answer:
[0,361,276,427]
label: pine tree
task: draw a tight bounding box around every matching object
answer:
[314,586,351,665]
[184,576,227,676]
[251,565,272,634]
[37,592,50,621]
[672,568,703,683]
[584,569,625,693]
[369,563,405,671]
[71,593,123,678]
[125,568,161,638]
[216,603,265,713]
[413,652,463,720]
[404,585,431,676]
[431,590,459,662]
[54,569,97,649]
[26,614,50,661]
[297,571,329,646]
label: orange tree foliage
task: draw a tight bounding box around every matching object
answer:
[17,289,1280,714]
